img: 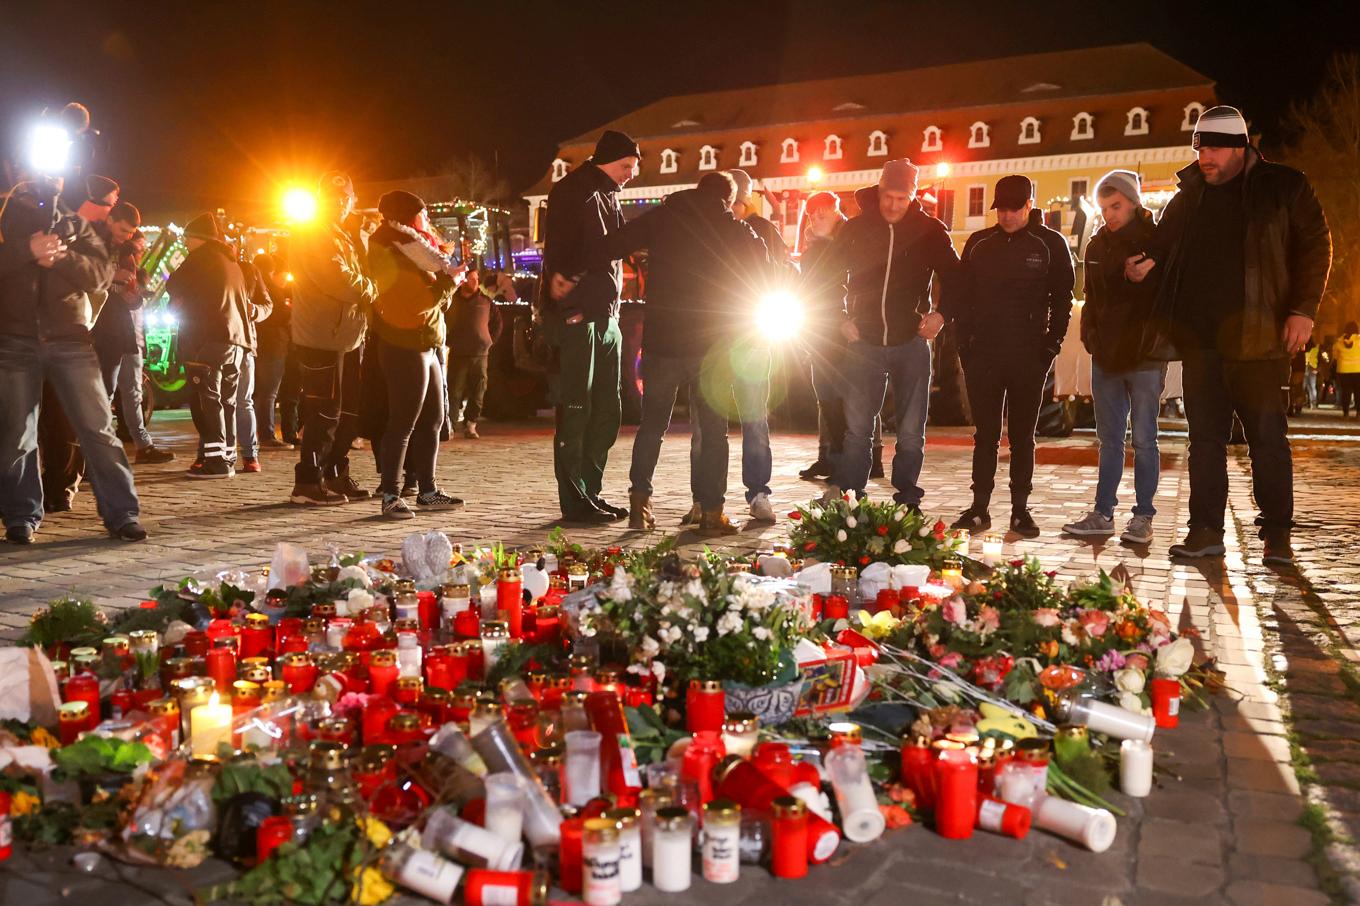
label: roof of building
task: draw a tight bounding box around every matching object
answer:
[561,43,1212,145]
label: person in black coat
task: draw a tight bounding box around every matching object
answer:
[942,174,1075,538]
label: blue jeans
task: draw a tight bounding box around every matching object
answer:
[235,351,258,459]
[691,343,772,503]
[1091,362,1165,518]
[0,335,141,532]
[254,354,287,439]
[104,350,153,450]
[630,353,729,510]
[833,338,932,505]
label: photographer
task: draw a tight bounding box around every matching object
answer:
[0,180,147,544]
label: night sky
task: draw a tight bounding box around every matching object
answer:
[3,0,1357,222]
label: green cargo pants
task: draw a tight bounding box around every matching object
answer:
[552,318,622,515]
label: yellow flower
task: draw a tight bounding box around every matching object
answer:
[351,866,394,906]
[360,816,392,848]
[855,609,902,640]
[10,791,40,817]
[30,727,59,749]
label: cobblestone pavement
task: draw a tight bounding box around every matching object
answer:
[1,411,1358,904]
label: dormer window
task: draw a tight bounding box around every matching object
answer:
[780,137,799,164]
[823,134,843,160]
[699,145,718,171]
[551,158,568,182]
[659,149,678,174]
[1125,107,1149,136]
[1181,102,1204,131]
[867,130,888,157]
[1070,112,1094,141]
[739,141,758,167]
[968,122,990,149]
[921,126,943,153]
[1018,117,1041,145]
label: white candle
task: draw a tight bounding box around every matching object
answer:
[421,807,523,870]
[483,773,525,845]
[615,817,642,892]
[1120,739,1153,798]
[650,807,693,892]
[564,731,602,806]
[1033,793,1117,852]
[824,745,886,842]
[700,803,741,884]
[1069,698,1156,743]
[982,533,1004,567]
[189,692,233,759]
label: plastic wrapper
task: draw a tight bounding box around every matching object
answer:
[268,543,311,590]
[117,758,216,867]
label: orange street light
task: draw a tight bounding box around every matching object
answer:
[281,187,318,223]
[935,162,951,179]
[807,165,825,185]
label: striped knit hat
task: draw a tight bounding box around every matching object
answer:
[1192,106,1249,149]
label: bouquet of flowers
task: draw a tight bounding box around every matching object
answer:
[788,495,964,571]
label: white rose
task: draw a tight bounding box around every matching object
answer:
[753,626,771,641]
[1155,637,1194,679]
[640,636,661,657]
[918,526,930,537]
[336,564,371,588]
[893,509,905,522]
[836,530,848,542]
[693,626,710,643]
[346,588,375,613]
[845,516,858,529]
[893,539,910,554]
[1113,667,1146,696]
[1119,691,1151,715]
[652,662,667,682]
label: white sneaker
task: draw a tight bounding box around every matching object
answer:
[1121,514,1154,545]
[749,492,776,523]
[1062,510,1115,537]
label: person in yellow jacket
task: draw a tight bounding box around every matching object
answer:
[1333,321,1360,417]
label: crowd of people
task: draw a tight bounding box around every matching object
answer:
[0,104,1334,566]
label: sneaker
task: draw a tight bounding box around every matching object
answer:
[1121,514,1155,545]
[463,421,480,439]
[799,460,833,481]
[240,458,262,474]
[323,475,371,501]
[562,505,615,525]
[111,521,148,542]
[290,483,347,506]
[1169,526,1226,558]
[260,436,293,450]
[5,525,33,545]
[1262,532,1295,567]
[749,492,776,523]
[417,489,465,510]
[189,460,234,480]
[1010,509,1041,539]
[679,502,702,527]
[382,494,415,520]
[1063,510,1115,537]
[135,445,176,464]
[592,497,629,520]
[951,507,991,532]
[400,478,418,499]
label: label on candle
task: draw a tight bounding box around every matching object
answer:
[1167,696,1179,716]
[479,886,519,906]
[702,828,739,883]
[397,849,463,901]
[978,798,1008,833]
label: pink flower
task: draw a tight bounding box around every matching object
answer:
[942,597,968,626]
[1034,608,1062,628]
[938,651,964,669]
[975,605,1000,636]
[1079,609,1111,638]
[1124,653,1150,672]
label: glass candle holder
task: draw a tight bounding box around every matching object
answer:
[564,730,603,806]
[825,744,885,843]
[582,817,622,906]
[650,806,693,892]
[701,799,741,884]
[484,772,526,846]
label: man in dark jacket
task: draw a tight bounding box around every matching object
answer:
[166,212,270,479]
[1126,106,1331,564]
[595,172,774,533]
[1062,171,1164,545]
[445,268,505,440]
[541,130,639,524]
[0,180,146,543]
[944,174,1075,537]
[821,160,961,509]
[798,191,849,479]
[251,253,294,448]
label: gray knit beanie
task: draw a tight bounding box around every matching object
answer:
[1095,169,1141,205]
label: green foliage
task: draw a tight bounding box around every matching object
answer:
[15,800,83,846]
[201,819,368,905]
[338,552,366,568]
[484,642,561,689]
[624,705,687,767]
[52,736,155,780]
[19,597,108,649]
[212,760,296,806]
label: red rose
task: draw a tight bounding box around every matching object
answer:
[837,560,846,566]
[859,555,871,566]
[877,525,889,536]
[789,511,802,521]
[933,520,946,534]
[803,541,817,552]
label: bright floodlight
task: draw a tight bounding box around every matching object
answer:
[282,187,318,223]
[757,290,805,342]
[29,124,72,175]
[935,162,951,179]
[806,165,825,185]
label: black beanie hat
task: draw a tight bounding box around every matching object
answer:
[183,212,220,241]
[378,189,425,225]
[85,174,119,202]
[591,130,641,166]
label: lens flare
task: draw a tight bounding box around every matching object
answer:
[282,187,318,223]
[756,290,804,342]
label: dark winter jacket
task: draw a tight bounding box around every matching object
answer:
[445,285,504,357]
[165,239,269,355]
[91,235,150,356]
[1081,207,1160,372]
[255,278,292,359]
[290,221,375,352]
[944,208,1075,360]
[821,186,960,347]
[799,224,849,353]
[595,188,775,358]
[541,162,625,326]
[1145,148,1331,361]
[0,187,114,341]
[367,223,455,351]
[745,212,789,264]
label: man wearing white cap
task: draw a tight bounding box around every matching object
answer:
[1127,105,1331,566]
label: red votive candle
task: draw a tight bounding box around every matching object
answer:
[900,736,937,811]
[771,796,809,878]
[977,795,1031,839]
[368,650,399,698]
[823,594,849,620]
[206,644,237,694]
[685,679,725,734]
[416,591,439,631]
[557,816,585,894]
[1149,678,1181,729]
[934,748,979,840]
[497,569,524,638]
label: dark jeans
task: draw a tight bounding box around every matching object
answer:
[833,338,932,505]
[254,353,287,439]
[693,342,771,503]
[295,344,363,484]
[1182,351,1293,532]
[629,352,730,510]
[962,348,1052,511]
[448,354,489,423]
[0,335,141,532]
[38,382,84,504]
[552,319,622,514]
[376,339,444,496]
[185,341,243,464]
[811,357,847,463]
[1337,372,1360,416]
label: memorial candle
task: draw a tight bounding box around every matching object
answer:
[190,692,233,759]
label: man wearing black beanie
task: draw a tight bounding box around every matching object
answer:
[539,129,641,523]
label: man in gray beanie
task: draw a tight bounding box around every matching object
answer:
[1127,104,1331,566]
[815,159,960,509]
[1063,169,1164,544]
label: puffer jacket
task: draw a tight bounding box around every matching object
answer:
[367,222,455,351]
[165,239,270,354]
[290,221,376,352]
[1147,147,1331,362]
[823,185,959,347]
[0,188,114,341]
[1081,207,1160,372]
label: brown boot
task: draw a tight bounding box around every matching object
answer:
[679,502,702,527]
[698,506,742,535]
[629,492,655,530]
